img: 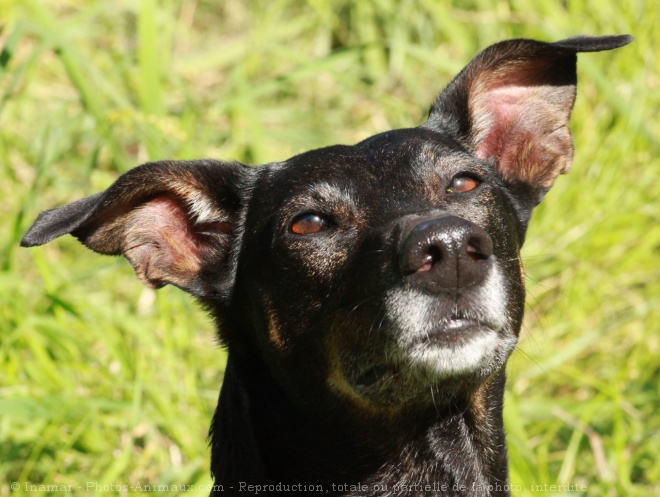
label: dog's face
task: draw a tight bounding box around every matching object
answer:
[22,35,631,413]
[236,128,525,407]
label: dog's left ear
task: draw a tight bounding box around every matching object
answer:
[21,160,252,298]
[424,35,632,199]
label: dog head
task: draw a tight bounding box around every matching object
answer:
[22,35,631,413]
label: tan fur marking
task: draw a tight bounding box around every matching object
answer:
[469,374,497,440]
[263,295,286,350]
[326,364,379,414]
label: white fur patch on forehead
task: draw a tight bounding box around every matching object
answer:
[307,181,357,206]
[283,180,359,219]
[413,143,478,172]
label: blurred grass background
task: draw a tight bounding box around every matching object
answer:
[1,0,658,496]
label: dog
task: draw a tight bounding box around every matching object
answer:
[22,35,631,496]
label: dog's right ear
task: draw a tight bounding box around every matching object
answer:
[21,160,253,298]
[424,35,632,202]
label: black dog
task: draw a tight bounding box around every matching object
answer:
[22,35,631,496]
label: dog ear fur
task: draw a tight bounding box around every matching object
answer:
[21,160,251,297]
[424,35,632,199]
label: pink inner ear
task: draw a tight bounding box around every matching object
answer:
[471,76,574,188]
[148,195,204,262]
[474,86,525,159]
[123,195,230,289]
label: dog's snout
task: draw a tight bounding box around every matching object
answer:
[399,216,493,293]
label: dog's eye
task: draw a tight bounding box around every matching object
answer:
[447,174,481,193]
[289,213,330,235]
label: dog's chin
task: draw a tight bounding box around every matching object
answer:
[344,320,516,407]
[405,320,501,375]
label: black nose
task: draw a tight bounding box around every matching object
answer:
[399,215,493,293]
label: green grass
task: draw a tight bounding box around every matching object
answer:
[1,1,658,496]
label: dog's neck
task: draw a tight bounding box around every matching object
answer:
[210,354,510,496]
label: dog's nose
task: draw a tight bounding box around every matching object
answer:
[399,216,493,293]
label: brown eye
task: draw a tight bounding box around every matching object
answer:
[447,174,481,193]
[289,213,329,235]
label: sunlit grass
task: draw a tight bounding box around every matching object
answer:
[1,1,658,496]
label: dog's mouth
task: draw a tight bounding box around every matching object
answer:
[409,317,494,348]
[350,317,499,390]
